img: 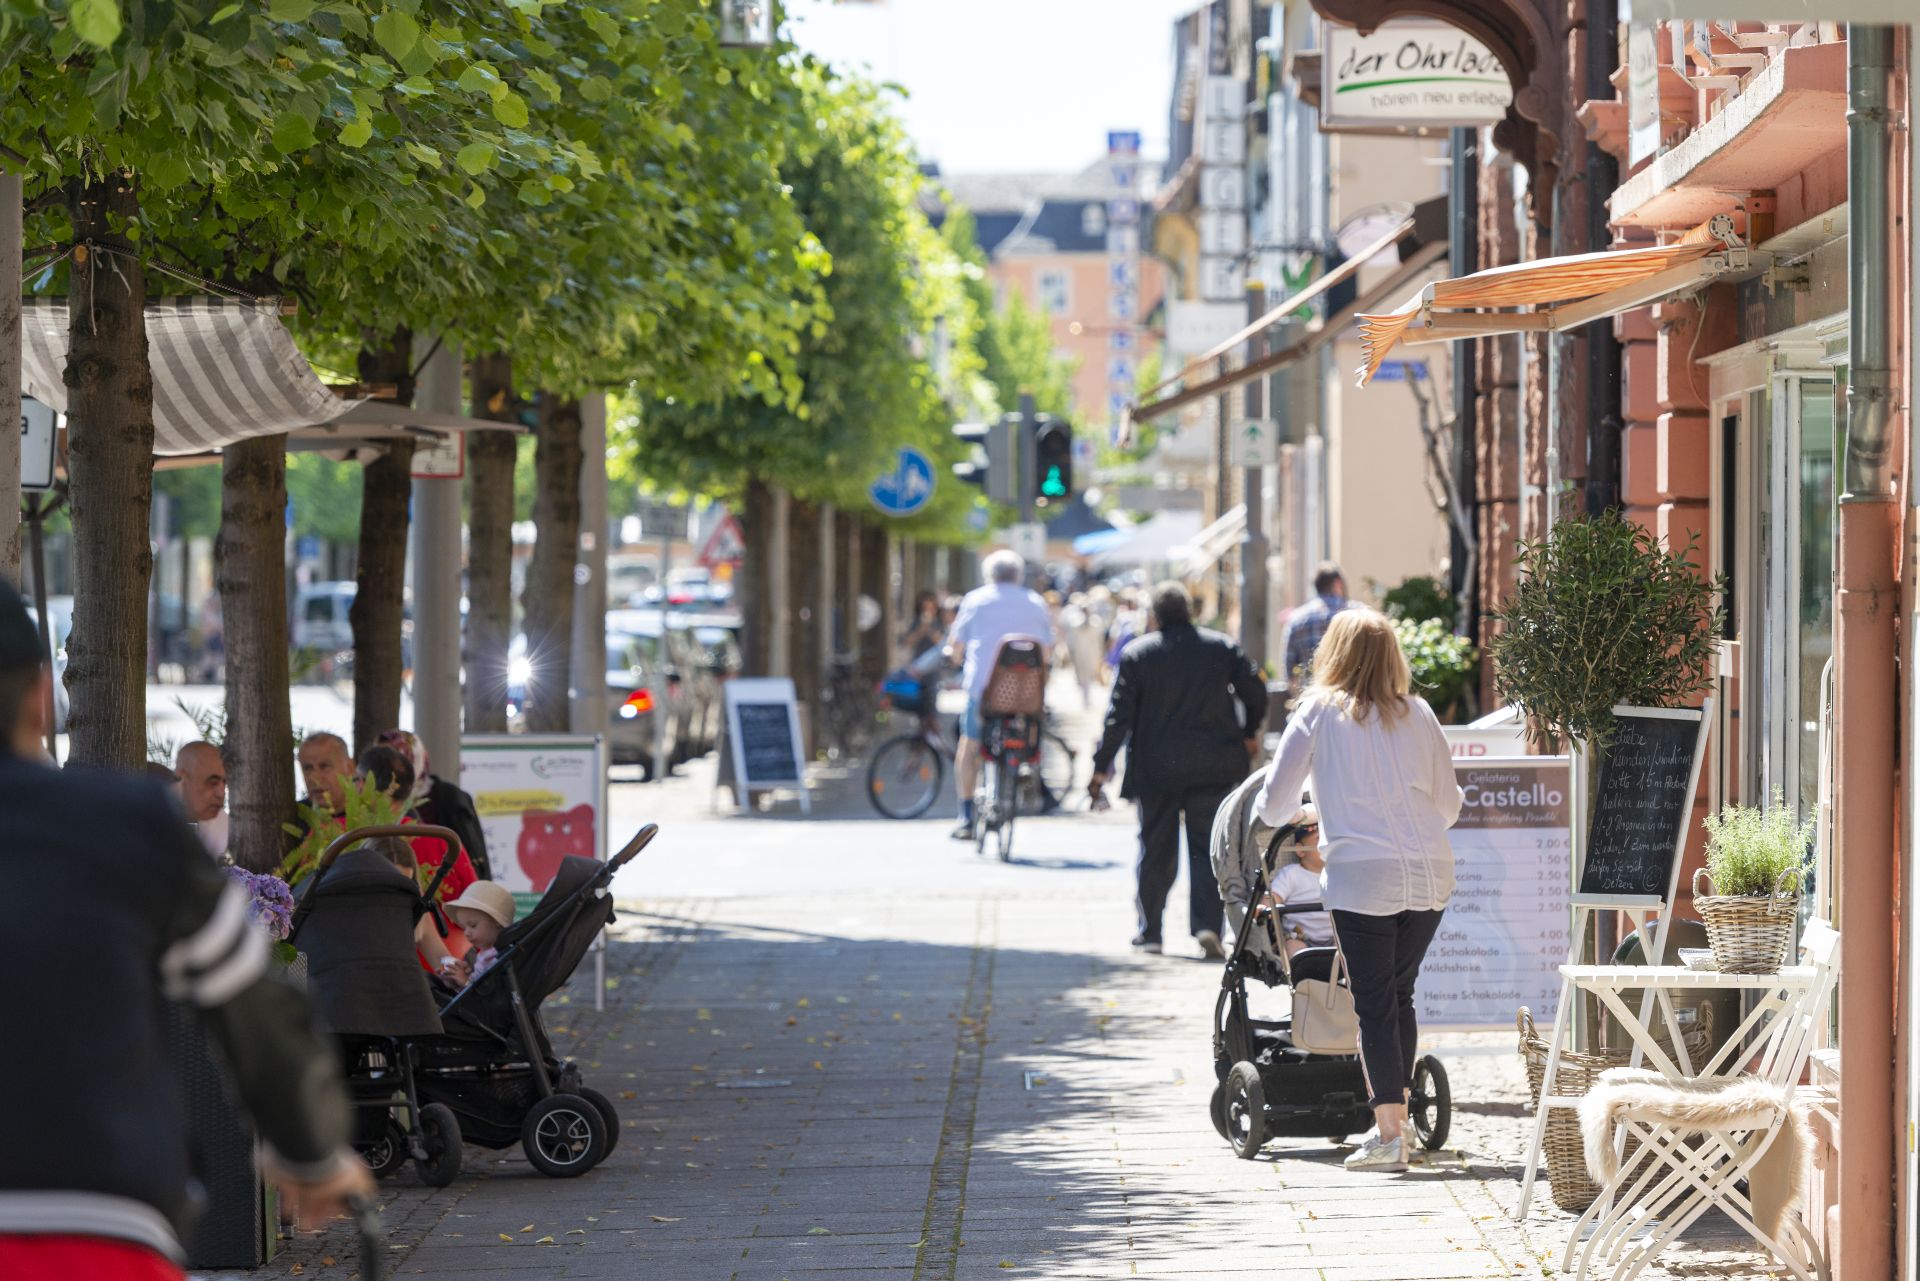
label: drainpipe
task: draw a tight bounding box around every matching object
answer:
[1836,26,1898,1281]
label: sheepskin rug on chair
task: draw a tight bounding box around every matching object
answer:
[1578,1067,1808,1239]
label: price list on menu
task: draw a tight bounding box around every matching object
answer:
[1419,755,1573,1028]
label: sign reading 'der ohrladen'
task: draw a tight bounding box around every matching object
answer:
[1321,21,1512,131]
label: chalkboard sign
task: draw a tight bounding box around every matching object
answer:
[1578,707,1709,901]
[722,678,811,814]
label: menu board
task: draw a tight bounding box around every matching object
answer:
[1578,709,1705,901]
[722,677,810,814]
[1420,754,1573,1029]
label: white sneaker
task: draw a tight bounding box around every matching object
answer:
[1343,1133,1407,1172]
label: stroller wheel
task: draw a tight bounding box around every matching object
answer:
[356,1119,410,1178]
[1226,1061,1266,1160]
[414,1103,464,1188]
[578,1086,622,1159]
[1410,1055,1451,1152]
[522,1093,609,1178]
[1208,1080,1231,1141]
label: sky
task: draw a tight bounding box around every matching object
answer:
[785,0,1202,176]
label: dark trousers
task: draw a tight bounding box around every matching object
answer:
[1329,908,1445,1109]
[1134,785,1231,942]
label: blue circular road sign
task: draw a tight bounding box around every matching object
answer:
[870,446,937,517]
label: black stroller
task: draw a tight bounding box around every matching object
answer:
[293,821,657,1182]
[1209,812,1452,1160]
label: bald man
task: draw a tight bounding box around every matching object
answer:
[174,741,226,824]
[297,732,351,814]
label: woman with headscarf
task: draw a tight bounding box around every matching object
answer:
[377,729,492,881]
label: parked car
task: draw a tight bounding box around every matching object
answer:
[605,608,716,765]
[24,594,71,733]
[294,581,357,654]
[604,631,679,779]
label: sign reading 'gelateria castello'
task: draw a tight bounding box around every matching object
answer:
[1321,21,1512,131]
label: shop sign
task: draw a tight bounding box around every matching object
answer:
[1627,25,1660,167]
[1322,21,1511,131]
[18,395,55,491]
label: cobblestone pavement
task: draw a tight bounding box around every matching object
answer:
[210,706,1767,1281]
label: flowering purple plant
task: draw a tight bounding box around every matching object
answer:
[227,866,295,941]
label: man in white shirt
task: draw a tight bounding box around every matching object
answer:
[943,550,1056,839]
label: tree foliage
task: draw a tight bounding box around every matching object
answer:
[621,64,983,542]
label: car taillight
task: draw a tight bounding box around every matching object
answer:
[624,689,654,714]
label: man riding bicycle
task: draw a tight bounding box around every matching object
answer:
[943,550,1055,840]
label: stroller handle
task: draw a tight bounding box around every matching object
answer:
[609,823,659,870]
[288,824,467,945]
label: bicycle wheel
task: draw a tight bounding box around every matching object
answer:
[867,734,945,819]
[974,759,996,857]
[1036,731,1075,813]
[995,754,1017,862]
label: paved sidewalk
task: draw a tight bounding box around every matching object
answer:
[212,706,1768,1281]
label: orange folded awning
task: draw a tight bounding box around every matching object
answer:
[1354,216,1765,386]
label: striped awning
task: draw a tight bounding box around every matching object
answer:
[1354,217,1766,386]
[21,297,357,456]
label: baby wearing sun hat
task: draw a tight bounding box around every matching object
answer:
[444,881,516,985]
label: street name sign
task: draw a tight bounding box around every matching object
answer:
[19,395,55,491]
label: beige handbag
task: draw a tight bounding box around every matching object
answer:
[1290,951,1362,1056]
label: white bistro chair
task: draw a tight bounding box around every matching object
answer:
[1567,918,1839,1281]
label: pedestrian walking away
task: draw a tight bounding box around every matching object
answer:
[944,550,1056,841]
[1253,608,1463,1172]
[1090,581,1267,958]
[1279,562,1353,697]
[0,579,373,1280]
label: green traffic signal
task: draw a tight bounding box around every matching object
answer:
[1041,465,1067,498]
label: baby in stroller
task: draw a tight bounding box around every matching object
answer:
[1255,805,1332,957]
[292,822,659,1183]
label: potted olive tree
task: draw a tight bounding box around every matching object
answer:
[1489,511,1724,777]
[1695,797,1810,972]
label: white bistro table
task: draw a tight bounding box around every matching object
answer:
[1518,963,1818,1217]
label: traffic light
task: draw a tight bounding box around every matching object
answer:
[1032,417,1072,507]
[952,418,1020,505]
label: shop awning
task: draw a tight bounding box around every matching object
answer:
[1171,503,1247,577]
[23,297,522,460]
[1355,216,1769,385]
[1128,198,1450,427]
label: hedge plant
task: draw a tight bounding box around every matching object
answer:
[1489,512,1724,751]
[1393,617,1477,723]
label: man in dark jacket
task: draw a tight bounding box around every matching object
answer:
[0,580,370,1279]
[1089,581,1267,957]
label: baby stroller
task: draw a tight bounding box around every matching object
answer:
[289,823,471,1187]
[292,821,657,1182]
[1206,776,1452,1160]
[412,824,657,1177]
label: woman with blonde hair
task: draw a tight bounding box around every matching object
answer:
[1253,608,1463,1172]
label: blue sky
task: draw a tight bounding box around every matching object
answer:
[786,0,1201,175]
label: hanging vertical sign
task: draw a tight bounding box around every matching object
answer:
[1627,25,1661,166]
[1106,129,1143,442]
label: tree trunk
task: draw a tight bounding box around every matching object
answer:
[465,352,517,732]
[1,169,22,584]
[521,394,582,732]
[63,172,153,767]
[219,435,295,872]
[859,521,889,689]
[788,500,820,736]
[348,327,416,753]
[738,476,772,675]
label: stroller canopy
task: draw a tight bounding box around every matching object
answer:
[295,848,444,1039]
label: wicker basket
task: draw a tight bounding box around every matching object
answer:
[1519,1007,1628,1212]
[1693,867,1799,974]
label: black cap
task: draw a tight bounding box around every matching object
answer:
[0,579,48,671]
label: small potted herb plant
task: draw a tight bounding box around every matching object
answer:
[1694,796,1811,972]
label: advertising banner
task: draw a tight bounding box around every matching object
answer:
[1420,753,1573,1029]
[459,734,607,914]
